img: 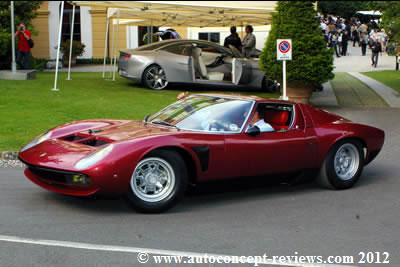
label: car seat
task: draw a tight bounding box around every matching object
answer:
[264,110,290,130]
[192,47,224,81]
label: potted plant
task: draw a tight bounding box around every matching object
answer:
[260,1,334,103]
[59,40,85,66]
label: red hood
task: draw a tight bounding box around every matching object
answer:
[90,120,177,142]
[19,120,178,171]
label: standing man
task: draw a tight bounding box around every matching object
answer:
[15,23,32,69]
[224,26,242,51]
[242,25,256,58]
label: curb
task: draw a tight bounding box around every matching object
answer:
[0,151,19,161]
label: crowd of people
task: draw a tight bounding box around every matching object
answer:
[320,15,388,67]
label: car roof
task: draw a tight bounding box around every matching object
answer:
[193,93,297,105]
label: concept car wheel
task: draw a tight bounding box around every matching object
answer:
[317,140,364,189]
[127,150,187,213]
[143,65,168,90]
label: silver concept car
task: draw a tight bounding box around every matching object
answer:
[118,39,278,91]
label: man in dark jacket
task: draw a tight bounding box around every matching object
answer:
[371,40,382,68]
[224,26,241,51]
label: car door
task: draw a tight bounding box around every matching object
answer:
[158,43,193,82]
[225,104,317,177]
[232,58,251,85]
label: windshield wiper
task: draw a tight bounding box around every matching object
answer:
[151,119,180,130]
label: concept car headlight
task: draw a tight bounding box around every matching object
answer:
[74,144,114,170]
[20,131,52,152]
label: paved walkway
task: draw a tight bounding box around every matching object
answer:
[334,45,396,72]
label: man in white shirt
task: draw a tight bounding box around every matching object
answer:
[251,109,274,132]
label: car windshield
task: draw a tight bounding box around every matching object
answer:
[148,95,253,133]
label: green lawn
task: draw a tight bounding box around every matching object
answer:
[0,72,278,151]
[362,70,400,93]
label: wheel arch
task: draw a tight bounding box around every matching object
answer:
[328,136,368,160]
[140,145,199,185]
[141,63,164,84]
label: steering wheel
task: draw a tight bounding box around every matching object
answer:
[207,55,225,68]
[208,120,228,131]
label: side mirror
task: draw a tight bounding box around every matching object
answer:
[144,114,150,122]
[246,125,261,136]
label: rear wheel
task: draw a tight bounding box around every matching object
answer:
[317,140,364,189]
[127,150,187,213]
[142,65,168,90]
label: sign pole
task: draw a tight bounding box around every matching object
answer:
[282,60,288,100]
[276,39,292,101]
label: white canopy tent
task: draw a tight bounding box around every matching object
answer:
[54,1,277,90]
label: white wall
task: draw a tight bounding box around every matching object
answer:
[80,6,93,58]
[48,1,60,59]
[126,26,139,49]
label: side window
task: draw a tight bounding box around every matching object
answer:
[163,44,191,56]
[251,103,294,132]
[197,43,223,54]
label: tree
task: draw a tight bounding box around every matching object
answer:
[370,1,400,44]
[318,1,369,19]
[259,1,334,89]
[0,1,42,68]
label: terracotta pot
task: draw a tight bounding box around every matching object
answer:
[286,84,313,104]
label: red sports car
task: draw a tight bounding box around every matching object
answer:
[19,94,384,213]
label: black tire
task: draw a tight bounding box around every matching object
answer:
[127,150,187,213]
[142,65,168,90]
[317,139,364,190]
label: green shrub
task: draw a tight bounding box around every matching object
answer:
[260,1,334,87]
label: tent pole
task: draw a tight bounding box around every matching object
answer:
[102,8,109,79]
[66,4,75,81]
[112,9,120,81]
[10,1,16,73]
[52,1,64,91]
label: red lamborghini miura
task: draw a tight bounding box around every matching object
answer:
[19,94,384,213]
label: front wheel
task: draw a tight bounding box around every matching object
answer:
[127,150,187,213]
[317,140,364,189]
[142,65,168,90]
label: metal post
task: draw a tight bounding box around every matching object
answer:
[66,4,75,80]
[396,56,399,71]
[52,1,64,91]
[112,9,120,81]
[282,60,288,100]
[10,1,17,73]
[102,9,110,78]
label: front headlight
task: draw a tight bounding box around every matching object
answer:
[20,131,52,152]
[74,144,114,170]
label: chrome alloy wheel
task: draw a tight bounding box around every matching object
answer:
[145,65,168,90]
[334,143,360,181]
[131,157,175,202]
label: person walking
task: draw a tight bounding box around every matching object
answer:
[224,26,242,51]
[370,39,382,68]
[242,25,256,58]
[360,32,368,56]
[15,22,32,69]
[330,31,341,57]
[341,30,350,56]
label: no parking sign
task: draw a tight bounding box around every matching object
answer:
[277,39,292,60]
